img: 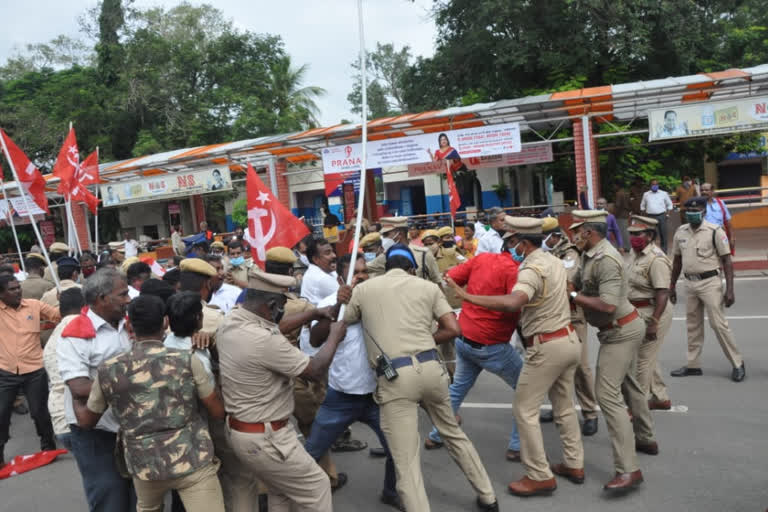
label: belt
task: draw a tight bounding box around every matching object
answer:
[228,416,289,434]
[523,324,574,348]
[598,309,640,332]
[684,270,719,281]
[376,349,439,377]
[629,299,654,308]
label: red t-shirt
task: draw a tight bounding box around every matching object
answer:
[447,252,520,345]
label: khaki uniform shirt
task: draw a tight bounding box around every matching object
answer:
[217,307,310,423]
[201,301,225,337]
[672,220,730,275]
[43,261,59,284]
[574,238,635,328]
[551,239,585,323]
[343,268,453,368]
[229,260,253,287]
[40,280,81,308]
[512,249,571,338]
[434,247,464,309]
[21,275,55,300]
[283,293,315,346]
[367,245,442,285]
[627,244,672,300]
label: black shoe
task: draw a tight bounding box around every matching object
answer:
[13,402,28,415]
[40,438,57,452]
[731,363,745,382]
[369,447,387,458]
[476,497,499,511]
[670,366,703,377]
[258,493,268,512]
[332,472,348,493]
[539,409,554,423]
[582,418,598,437]
[331,438,367,452]
[380,493,406,511]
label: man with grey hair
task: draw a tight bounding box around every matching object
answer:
[57,268,135,510]
[475,207,506,255]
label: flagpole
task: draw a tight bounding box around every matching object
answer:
[344,0,368,289]
[94,146,99,253]
[0,180,26,274]
[0,133,61,291]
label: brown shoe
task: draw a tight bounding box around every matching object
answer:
[551,463,585,484]
[648,399,671,410]
[507,476,557,497]
[424,437,443,450]
[603,470,643,491]
[635,440,659,455]
[505,449,521,462]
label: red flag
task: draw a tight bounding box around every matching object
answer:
[445,163,461,218]
[53,127,79,196]
[0,449,68,479]
[0,129,50,213]
[70,150,100,214]
[245,163,310,269]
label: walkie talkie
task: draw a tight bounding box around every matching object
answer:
[363,325,399,381]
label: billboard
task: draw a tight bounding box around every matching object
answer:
[649,97,768,141]
[100,167,232,207]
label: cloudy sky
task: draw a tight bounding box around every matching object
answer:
[0,0,438,127]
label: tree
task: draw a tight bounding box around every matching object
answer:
[96,0,125,86]
[268,55,326,133]
[347,42,412,118]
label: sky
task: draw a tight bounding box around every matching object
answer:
[0,0,438,127]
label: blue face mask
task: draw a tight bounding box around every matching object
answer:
[363,252,377,262]
[230,256,245,266]
[509,243,525,263]
[651,185,659,192]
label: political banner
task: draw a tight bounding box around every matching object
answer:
[407,143,553,176]
[100,167,232,207]
[649,97,768,141]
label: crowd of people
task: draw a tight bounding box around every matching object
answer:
[0,187,744,512]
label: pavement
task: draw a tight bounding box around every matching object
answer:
[2,273,768,512]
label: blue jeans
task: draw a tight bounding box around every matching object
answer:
[305,388,397,498]
[69,425,136,512]
[56,433,73,451]
[428,338,523,451]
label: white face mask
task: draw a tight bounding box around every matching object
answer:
[541,234,553,251]
[382,237,395,251]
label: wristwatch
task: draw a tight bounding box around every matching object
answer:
[569,291,578,303]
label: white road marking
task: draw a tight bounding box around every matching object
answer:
[734,276,768,281]
[672,315,768,321]
[461,403,688,413]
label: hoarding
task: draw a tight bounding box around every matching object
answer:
[649,98,768,141]
[100,167,232,207]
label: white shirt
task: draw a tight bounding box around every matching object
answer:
[299,264,339,357]
[57,309,132,432]
[209,283,241,315]
[476,229,503,255]
[473,221,487,240]
[128,286,140,299]
[640,190,673,215]
[163,333,214,382]
[312,293,376,395]
[43,315,77,436]
[124,239,139,258]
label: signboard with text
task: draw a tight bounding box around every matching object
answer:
[649,97,768,141]
[407,143,553,177]
[99,167,232,207]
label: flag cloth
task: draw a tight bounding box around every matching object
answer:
[53,127,79,196]
[0,449,68,480]
[445,162,461,218]
[0,129,50,213]
[245,163,309,269]
[72,150,101,214]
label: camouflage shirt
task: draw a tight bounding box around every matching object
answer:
[90,341,215,481]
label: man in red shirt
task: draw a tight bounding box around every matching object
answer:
[424,237,523,461]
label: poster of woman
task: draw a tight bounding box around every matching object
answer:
[427,133,466,173]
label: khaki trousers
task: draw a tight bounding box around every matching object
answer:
[685,276,742,369]
[133,461,224,512]
[228,423,332,512]
[636,304,673,402]
[515,332,584,480]
[437,340,456,378]
[572,321,598,419]
[209,417,265,512]
[595,317,655,474]
[376,360,495,512]
[293,377,339,487]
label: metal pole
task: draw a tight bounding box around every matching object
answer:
[0,180,26,273]
[0,133,61,290]
[267,156,279,198]
[94,146,99,253]
[581,116,595,208]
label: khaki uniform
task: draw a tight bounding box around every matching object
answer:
[433,246,463,377]
[201,301,225,337]
[21,275,55,300]
[229,262,252,288]
[512,249,584,481]
[672,221,742,369]
[344,269,495,512]
[43,261,59,284]
[575,238,655,474]
[551,239,598,419]
[39,280,82,346]
[626,244,673,402]
[367,244,442,285]
[217,307,331,512]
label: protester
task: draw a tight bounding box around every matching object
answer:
[475,207,506,255]
[640,179,674,252]
[225,241,250,288]
[461,223,479,258]
[675,176,697,224]
[126,261,151,300]
[40,257,82,346]
[203,255,241,315]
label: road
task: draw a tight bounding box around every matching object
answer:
[2,274,767,511]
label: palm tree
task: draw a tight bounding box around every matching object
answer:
[270,55,326,131]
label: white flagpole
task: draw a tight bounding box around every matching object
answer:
[344,0,369,288]
[0,180,26,274]
[66,198,83,255]
[0,133,61,291]
[94,146,100,253]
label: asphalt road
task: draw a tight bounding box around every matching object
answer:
[2,273,767,512]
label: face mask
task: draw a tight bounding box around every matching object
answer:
[651,185,659,192]
[630,235,647,252]
[541,234,553,251]
[271,304,285,324]
[685,211,703,225]
[683,181,691,189]
[82,267,95,278]
[382,237,395,251]
[363,252,377,262]
[509,243,526,263]
[442,240,455,248]
[230,256,245,266]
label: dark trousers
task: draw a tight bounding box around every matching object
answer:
[305,388,397,498]
[69,425,136,512]
[0,368,55,448]
[650,213,668,252]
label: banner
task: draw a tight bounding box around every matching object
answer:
[100,167,232,207]
[649,97,768,141]
[0,198,45,226]
[407,143,553,176]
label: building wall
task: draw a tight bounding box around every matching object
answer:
[118,201,170,240]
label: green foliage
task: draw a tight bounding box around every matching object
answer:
[232,198,247,228]
[348,43,412,117]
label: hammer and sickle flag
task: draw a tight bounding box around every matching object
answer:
[245,163,310,269]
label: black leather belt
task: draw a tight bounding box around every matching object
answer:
[684,270,719,281]
[376,349,439,376]
[460,336,485,350]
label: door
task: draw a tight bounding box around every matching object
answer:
[400,187,413,216]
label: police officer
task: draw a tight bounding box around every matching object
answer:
[43,242,70,283]
[626,215,674,409]
[339,244,498,512]
[76,294,227,512]
[360,232,384,266]
[669,197,744,381]
[217,269,347,512]
[539,217,599,436]
[20,254,54,299]
[369,217,441,284]
[569,209,657,491]
[448,217,584,497]
[179,258,225,337]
